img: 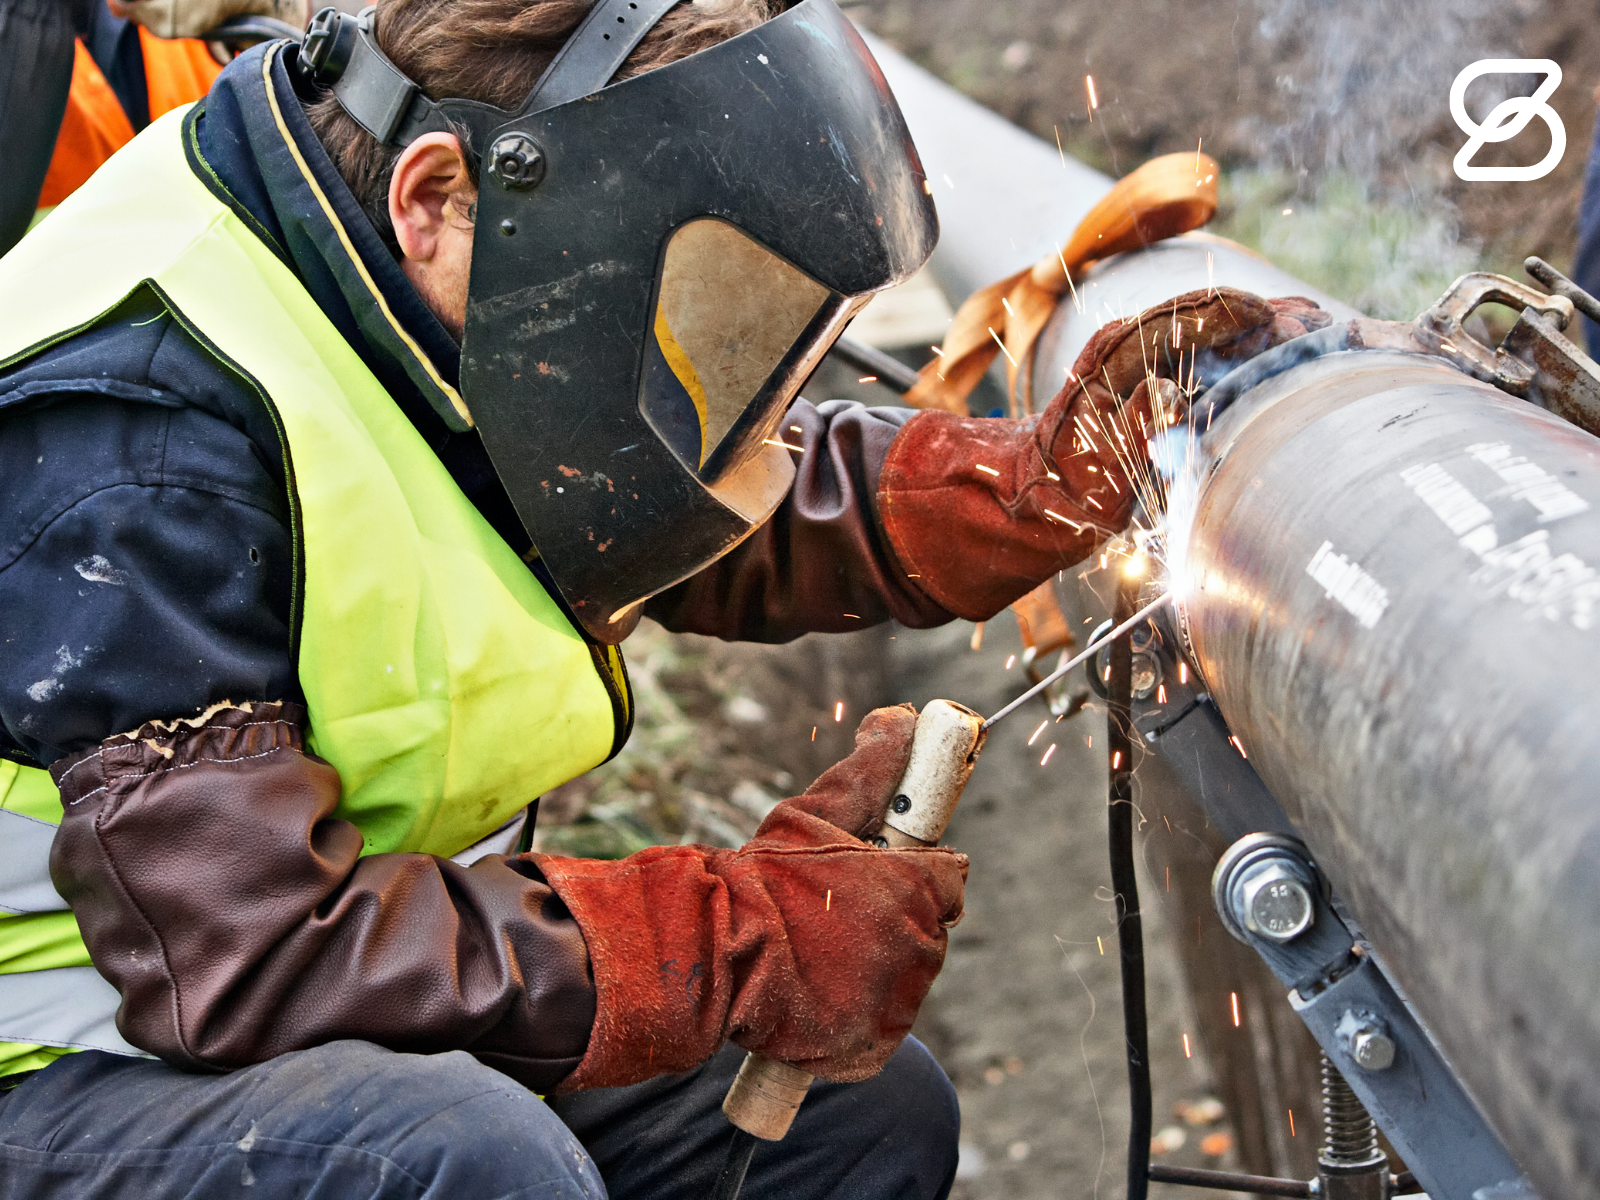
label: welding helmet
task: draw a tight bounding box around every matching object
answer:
[297,0,937,640]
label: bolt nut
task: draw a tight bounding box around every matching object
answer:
[1238,861,1314,943]
[1338,1010,1397,1072]
[488,133,547,190]
[1351,1029,1396,1072]
[891,794,912,814]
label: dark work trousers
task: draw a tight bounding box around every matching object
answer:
[0,0,78,254]
[0,1037,959,1199]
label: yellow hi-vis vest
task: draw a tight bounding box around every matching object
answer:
[0,103,631,1078]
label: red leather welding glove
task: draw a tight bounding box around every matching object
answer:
[533,705,967,1092]
[878,287,1329,619]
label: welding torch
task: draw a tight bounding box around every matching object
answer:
[710,591,1174,1200]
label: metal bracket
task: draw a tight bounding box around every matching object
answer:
[1410,265,1600,437]
[1122,617,1536,1200]
[1209,834,1531,1200]
[1413,272,1573,398]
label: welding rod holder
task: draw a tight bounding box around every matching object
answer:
[721,699,987,1141]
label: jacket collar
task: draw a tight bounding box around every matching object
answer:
[186,42,473,439]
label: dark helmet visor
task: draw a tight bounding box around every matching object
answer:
[459,0,938,641]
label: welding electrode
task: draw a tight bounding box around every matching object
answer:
[711,591,1172,1199]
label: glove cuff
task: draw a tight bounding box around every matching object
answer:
[535,846,733,1092]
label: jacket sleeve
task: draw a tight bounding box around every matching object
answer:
[49,702,597,1091]
[642,398,958,642]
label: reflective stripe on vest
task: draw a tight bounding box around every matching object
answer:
[0,969,144,1057]
[0,94,630,1072]
[0,808,67,916]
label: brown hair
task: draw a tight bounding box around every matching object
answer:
[306,0,776,250]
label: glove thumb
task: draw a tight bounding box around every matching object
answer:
[754,704,917,845]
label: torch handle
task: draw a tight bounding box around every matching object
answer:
[720,700,987,1141]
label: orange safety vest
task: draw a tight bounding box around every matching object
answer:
[36,30,223,209]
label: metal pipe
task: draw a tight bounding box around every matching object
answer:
[1173,348,1600,1200]
[863,31,1595,1200]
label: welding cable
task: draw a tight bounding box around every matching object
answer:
[1106,572,1152,1200]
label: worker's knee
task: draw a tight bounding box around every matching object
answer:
[868,1037,962,1171]
[251,1041,605,1197]
[798,1036,960,1198]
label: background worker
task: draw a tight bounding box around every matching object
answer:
[1577,101,1600,354]
[0,0,304,254]
[0,0,1322,1195]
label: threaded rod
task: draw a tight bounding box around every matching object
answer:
[1320,1052,1380,1166]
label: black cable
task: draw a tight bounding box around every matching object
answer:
[1107,573,1151,1200]
[710,1128,758,1200]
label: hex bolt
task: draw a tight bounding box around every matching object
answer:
[1337,1009,1397,1073]
[1351,1029,1396,1072]
[1211,834,1322,946]
[1237,860,1315,942]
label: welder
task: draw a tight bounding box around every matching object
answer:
[0,0,1319,1195]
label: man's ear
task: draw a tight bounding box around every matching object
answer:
[389,133,476,264]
